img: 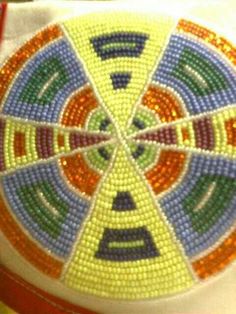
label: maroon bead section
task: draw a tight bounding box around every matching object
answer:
[36,127,54,159]
[69,132,111,150]
[0,118,6,171]
[193,116,215,150]
[135,126,177,145]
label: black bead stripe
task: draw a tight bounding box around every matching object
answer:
[95,227,159,261]
[91,32,149,60]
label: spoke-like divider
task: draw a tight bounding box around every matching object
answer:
[133,105,236,158]
[0,115,112,175]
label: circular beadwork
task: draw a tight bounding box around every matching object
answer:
[1,12,236,304]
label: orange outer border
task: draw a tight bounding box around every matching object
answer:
[0,192,63,278]
[0,23,65,278]
[177,19,236,66]
[192,228,236,279]
[178,19,236,278]
[0,24,63,105]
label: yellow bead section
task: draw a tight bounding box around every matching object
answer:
[53,128,71,155]
[176,120,196,148]
[4,119,38,170]
[63,13,176,131]
[63,146,194,299]
[174,106,236,157]
[211,107,236,156]
[3,118,76,173]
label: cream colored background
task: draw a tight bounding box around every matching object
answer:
[0,1,236,314]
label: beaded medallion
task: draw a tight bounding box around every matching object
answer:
[1,12,236,301]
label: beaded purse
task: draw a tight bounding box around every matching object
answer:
[0,2,236,314]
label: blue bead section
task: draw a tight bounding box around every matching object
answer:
[3,38,88,123]
[2,161,90,258]
[153,34,236,114]
[160,154,236,257]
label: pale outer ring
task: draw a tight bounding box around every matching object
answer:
[1,231,236,314]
